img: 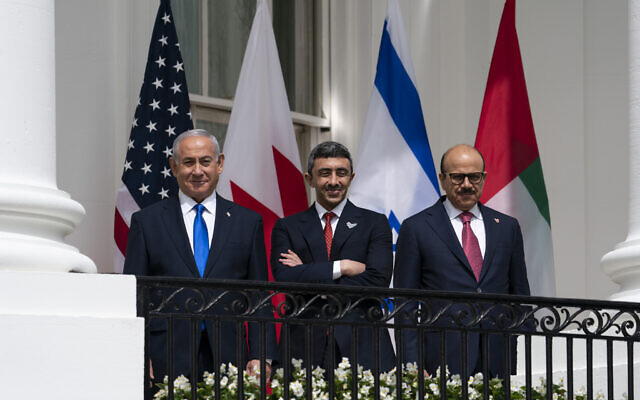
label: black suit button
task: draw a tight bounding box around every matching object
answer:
[477,288,482,293]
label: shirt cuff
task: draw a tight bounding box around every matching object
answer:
[332,260,342,280]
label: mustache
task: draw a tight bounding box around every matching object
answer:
[456,187,476,195]
[324,184,343,190]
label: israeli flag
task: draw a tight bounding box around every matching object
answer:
[350,0,440,243]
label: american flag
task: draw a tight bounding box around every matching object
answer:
[114,0,193,272]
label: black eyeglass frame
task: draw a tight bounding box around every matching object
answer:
[442,172,486,185]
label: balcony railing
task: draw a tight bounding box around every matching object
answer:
[136,277,640,400]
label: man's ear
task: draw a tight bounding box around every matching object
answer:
[169,157,177,177]
[438,173,446,189]
[304,172,313,186]
[217,153,225,173]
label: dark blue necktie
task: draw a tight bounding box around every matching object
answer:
[193,204,209,277]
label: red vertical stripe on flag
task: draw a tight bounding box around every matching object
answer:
[475,0,540,202]
[273,146,308,216]
[114,209,130,256]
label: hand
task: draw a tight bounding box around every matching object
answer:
[339,260,366,276]
[149,359,154,388]
[279,250,302,267]
[246,359,272,380]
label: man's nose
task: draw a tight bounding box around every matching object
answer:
[192,162,203,174]
[328,173,339,185]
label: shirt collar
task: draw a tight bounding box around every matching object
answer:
[314,198,348,219]
[178,190,217,216]
[443,198,482,221]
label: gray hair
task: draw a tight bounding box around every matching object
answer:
[307,141,353,175]
[172,128,221,162]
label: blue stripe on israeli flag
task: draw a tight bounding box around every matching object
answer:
[374,22,439,190]
[350,0,439,239]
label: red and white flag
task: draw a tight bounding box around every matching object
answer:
[217,0,308,281]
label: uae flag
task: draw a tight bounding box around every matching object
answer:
[475,0,555,297]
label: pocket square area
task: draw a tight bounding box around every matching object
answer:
[346,222,358,229]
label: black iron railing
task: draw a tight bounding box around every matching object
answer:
[137,277,640,400]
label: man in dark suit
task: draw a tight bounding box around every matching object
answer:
[271,141,396,372]
[124,129,277,382]
[394,144,530,378]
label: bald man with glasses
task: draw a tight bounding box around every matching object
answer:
[394,144,531,378]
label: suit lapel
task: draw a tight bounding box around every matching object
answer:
[161,197,201,277]
[478,203,497,283]
[204,194,233,277]
[299,205,329,261]
[330,200,360,259]
[425,200,474,274]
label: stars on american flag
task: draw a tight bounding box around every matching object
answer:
[155,56,166,68]
[120,0,193,209]
[152,78,163,89]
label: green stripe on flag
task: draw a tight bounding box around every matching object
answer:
[519,157,551,226]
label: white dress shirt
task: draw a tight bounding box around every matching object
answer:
[178,190,217,252]
[443,198,486,257]
[314,198,348,279]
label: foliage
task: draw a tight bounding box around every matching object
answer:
[154,359,617,400]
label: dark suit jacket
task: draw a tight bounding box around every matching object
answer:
[271,200,396,371]
[123,194,277,378]
[394,197,530,377]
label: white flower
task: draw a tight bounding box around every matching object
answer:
[577,386,586,395]
[290,381,304,397]
[338,357,351,370]
[429,383,440,395]
[380,386,390,397]
[227,363,238,376]
[313,366,326,378]
[623,393,629,400]
[359,384,371,395]
[405,362,418,374]
[553,393,559,400]
[448,374,461,387]
[173,375,190,391]
[292,358,303,369]
[203,371,214,385]
[362,369,374,384]
[335,368,348,381]
[474,372,483,381]
[220,376,228,388]
[596,390,605,400]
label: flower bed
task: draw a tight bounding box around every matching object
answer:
[154,358,616,400]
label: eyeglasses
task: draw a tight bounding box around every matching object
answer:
[443,172,485,185]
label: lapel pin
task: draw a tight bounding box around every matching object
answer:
[494,218,500,223]
[226,211,231,217]
[346,222,357,229]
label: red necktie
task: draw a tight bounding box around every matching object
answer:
[460,212,483,281]
[323,212,335,260]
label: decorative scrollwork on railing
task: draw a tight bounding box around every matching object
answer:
[139,279,640,339]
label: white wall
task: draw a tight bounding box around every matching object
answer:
[55,0,628,300]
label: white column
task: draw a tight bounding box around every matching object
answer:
[0,0,95,272]
[601,0,640,301]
